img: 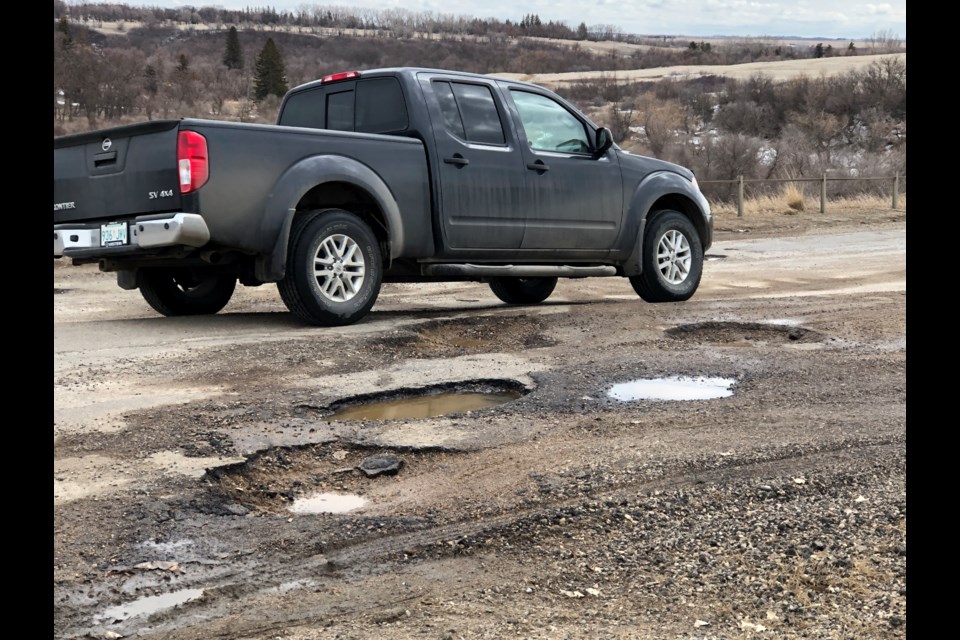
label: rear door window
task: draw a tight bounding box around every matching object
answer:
[432,80,505,145]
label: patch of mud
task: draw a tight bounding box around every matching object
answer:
[374,315,557,359]
[147,450,247,478]
[54,455,134,504]
[665,321,824,345]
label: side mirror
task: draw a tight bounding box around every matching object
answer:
[594,127,613,158]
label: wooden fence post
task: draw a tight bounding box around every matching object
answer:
[892,172,899,210]
[737,175,744,218]
[820,173,827,214]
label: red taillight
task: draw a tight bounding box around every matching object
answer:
[321,70,360,84]
[177,130,209,194]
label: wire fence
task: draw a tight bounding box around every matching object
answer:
[697,173,906,217]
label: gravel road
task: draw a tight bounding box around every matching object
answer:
[53,207,906,639]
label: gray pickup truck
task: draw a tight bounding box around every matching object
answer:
[54,67,712,326]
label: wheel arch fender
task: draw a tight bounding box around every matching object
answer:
[254,155,404,282]
[621,172,712,276]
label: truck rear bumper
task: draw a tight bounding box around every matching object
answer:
[54,213,210,258]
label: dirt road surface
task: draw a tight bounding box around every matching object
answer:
[54,207,906,639]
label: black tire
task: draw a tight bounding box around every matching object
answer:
[277,209,382,326]
[629,210,703,302]
[139,267,237,316]
[488,277,558,304]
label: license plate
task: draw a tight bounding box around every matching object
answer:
[100,222,128,247]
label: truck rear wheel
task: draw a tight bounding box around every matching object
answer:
[629,210,703,302]
[488,277,558,304]
[278,209,383,326]
[139,267,237,316]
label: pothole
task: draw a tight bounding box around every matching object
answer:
[608,376,737,401]
[54,288,70,294]
[204,442,462,515]
[705,254,728,260]
[665,321,823,344]
[375,316,556,358]
[322,379,529,421]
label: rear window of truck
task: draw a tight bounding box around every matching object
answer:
[279,77,408,134]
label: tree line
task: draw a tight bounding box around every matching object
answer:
[556,57,906,201]
[52,3,905,202]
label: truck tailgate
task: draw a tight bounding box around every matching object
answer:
[54,120,182,224]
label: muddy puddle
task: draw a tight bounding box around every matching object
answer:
[328,390,522,421]
[93,588,204,624]
[608,376,737,401]
[323,380,528,421]
[289,492,367,514]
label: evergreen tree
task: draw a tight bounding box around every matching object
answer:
[57,15,73,47]
[143,65,158,97]
[576,22,588,40]
[813,43,824,58]
[253,37,288,101]
[223,26,243,70]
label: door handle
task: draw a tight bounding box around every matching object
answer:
[444,154,469,167]
[526,160,549,173]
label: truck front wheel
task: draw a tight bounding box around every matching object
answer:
[278,209,383,326]
[488,277,558,304]
[629,210,703,302]
[139,267,237,316]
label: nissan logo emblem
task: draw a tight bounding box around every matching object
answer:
[102,138,112,152]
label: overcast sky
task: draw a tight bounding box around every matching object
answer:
[111,1,906,40]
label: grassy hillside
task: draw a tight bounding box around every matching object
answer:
[53,3,905,204]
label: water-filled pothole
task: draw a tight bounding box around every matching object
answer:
[608,376,737,401]
[323,380,528,421]
[289,492,367,514]
[705,254,728,261]
[666,321,822,344]
[93,588,204,624]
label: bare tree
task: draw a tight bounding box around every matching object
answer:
[639,96,685,156]
[866,30,903,54]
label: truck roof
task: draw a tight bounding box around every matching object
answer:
[287,67,545,95]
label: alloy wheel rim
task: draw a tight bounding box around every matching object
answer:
[656,229,691,285]
[314,234,365,302]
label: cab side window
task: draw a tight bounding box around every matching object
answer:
[510,90,591,154]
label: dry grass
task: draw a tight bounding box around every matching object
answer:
[711,192,905,217]
[783,182,806,213]
[494,53,906,87]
